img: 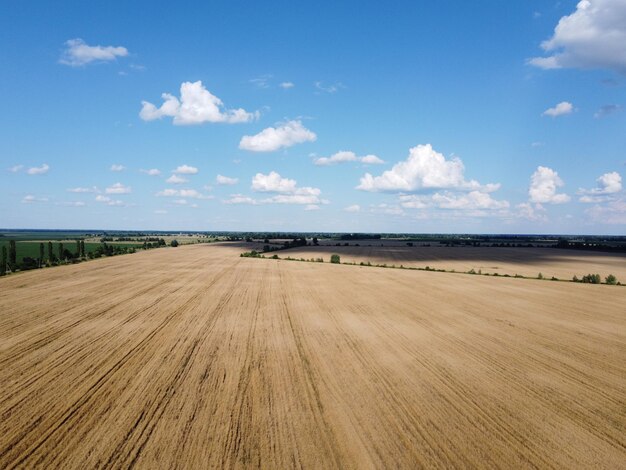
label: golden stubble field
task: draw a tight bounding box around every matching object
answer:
[0,243,625,468]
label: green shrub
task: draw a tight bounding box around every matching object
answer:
[605,274,617,285]
[170,239,179,247]
[581,273,601,284]
[330,254,340,264]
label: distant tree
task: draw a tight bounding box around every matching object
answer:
[48,241,54,263]
[9,240,17,268]
[1,246,6,275]
[605,274,617,285]
[330,254,341,264]
[313,237,319,246]
[76,240,81,257]
[39,242,44,267]
[170,239,179,247]
[58,242,64,262]
[80,240,86,258]
[537,272,543,280]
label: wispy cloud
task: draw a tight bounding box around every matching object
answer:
[26,164,50,175]
[59,38,129,67]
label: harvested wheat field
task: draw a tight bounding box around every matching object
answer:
[1,243,625,469]
[284,243,626,281]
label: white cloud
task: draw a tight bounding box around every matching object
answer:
[155,188,211,199]
[250,75,272,89]
[357,144,498,193]
[542,101,574,117]
[67,186,99,193]
[578,171,622,202]
[369,203,405,216]
[304,204,320,211]
[21,195,48,203]
[314,151,385,166]
[225,171,325,205]
[315,151,357,166]
[140,81,258,125]
[8,165,23,172]
[216,174,238,185]
[585,198,626,224]
[344,204,361,212]
[516,202,547,221]
[110,164,125,172]
[279,82,295,89]
[105,182,131,194]
[140,168,161,176]
[173,164,198,174]
[528,166,570,204]
[26,164,49,175]
[95,195,125,206]
[223,194,258,205]
[251,171,320,197]
[399,191,509,210]
[314,81,344,93]
[107,200,125,207]
[239,120,316,152]
[594,104,622,118]
[166,174,188,184]
[528,0,626,74]
[360,154,385,165]
[58,201,86,207]
[59,38,128,67]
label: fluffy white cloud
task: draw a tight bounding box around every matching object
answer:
[528,0,626,74]
[357,144,498,193]
[528,166,570,204]
[110,164,125,172]
[166,174,188,184]
[26,164,49,175]
[21,195,48,203]
[140,81,258,125]
[344,204,361,212]
[173,164,198,174]
[67,186,99,193]
[239,120,316,152]
[542,101,574,117]
[399,191,509,210]
[105,182,131,194]
[8,165,23,172]
[360,154,385,165]
[314,151,384,166]
[578,171,622,202]
[280,82,295,89]
[60,38,128,67]
[155,188,211,199]
[225,171,324,205]
[216,174,238,185]
[140,168,161,176]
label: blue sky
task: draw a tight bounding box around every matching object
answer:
[1,0,625,233]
